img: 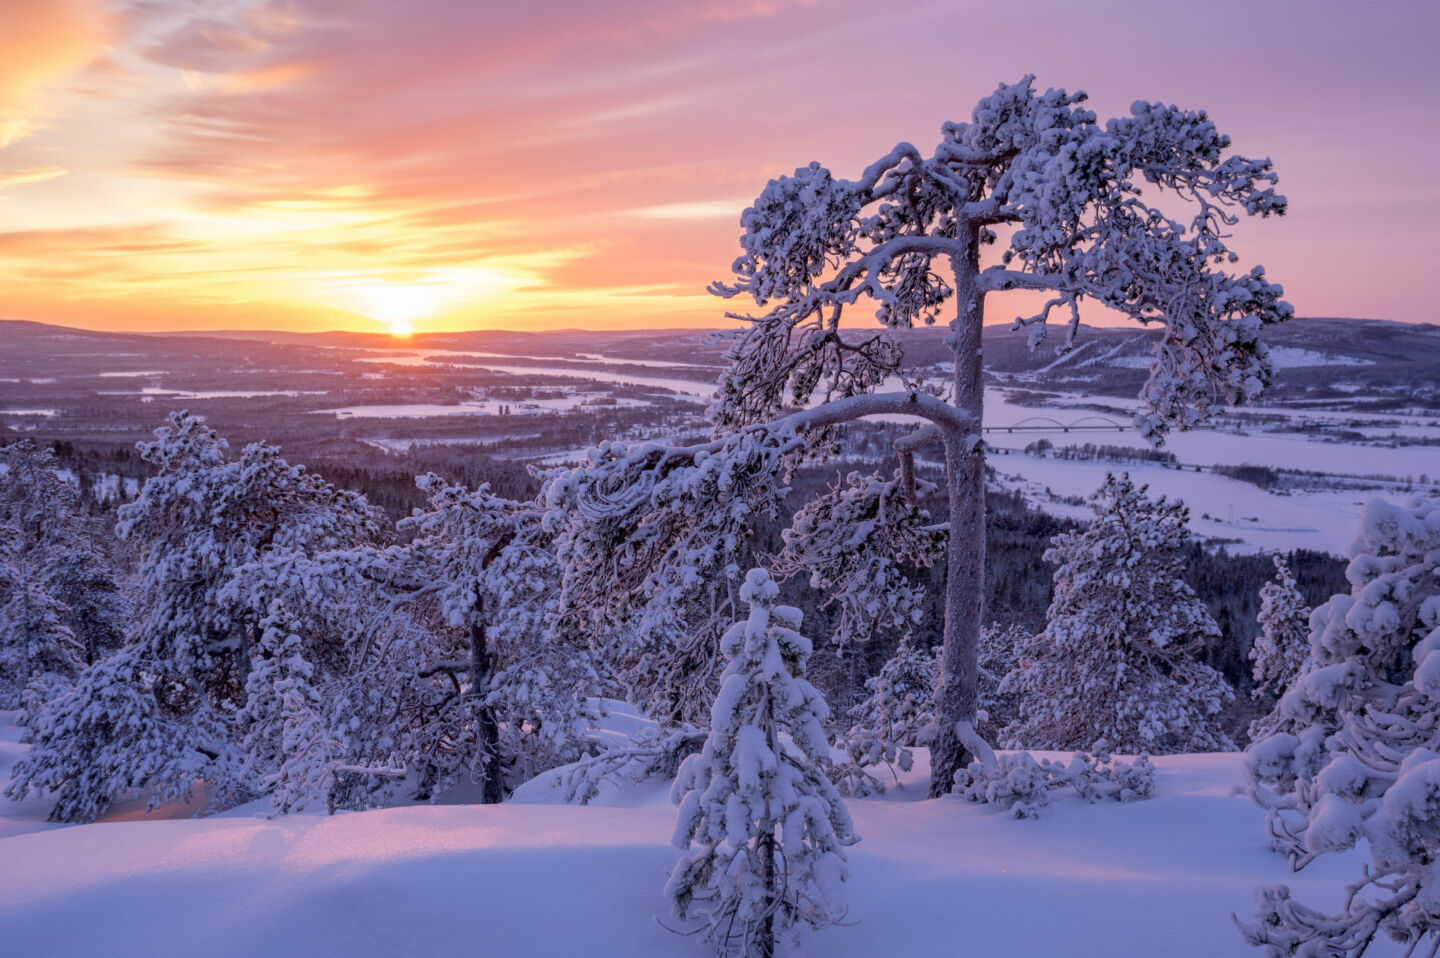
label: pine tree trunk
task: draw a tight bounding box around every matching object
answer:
[469,602,503,805]
[929,231,987,797]
[236,622,255,693]
[19,576,33,688]
[758,686,777,958]
[757,829,776,958]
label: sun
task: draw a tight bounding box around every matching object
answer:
[352,283,436,335]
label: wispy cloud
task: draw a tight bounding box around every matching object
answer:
[0,0,112,146]
[630,199,749,221]
[1,0,1437,330]
[0,166,68,190]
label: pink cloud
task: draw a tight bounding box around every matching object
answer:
[3,0,1438,330]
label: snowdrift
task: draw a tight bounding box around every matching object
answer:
[0,715,1402,957]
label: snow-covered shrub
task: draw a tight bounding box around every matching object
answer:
[558,723,707,806]
[1238,495,1440,956]
[954,742,1156,819]
[841,639,937,778]
[666,568,857,957]
[1249,554,1311,702]
[1002,474,1235,754]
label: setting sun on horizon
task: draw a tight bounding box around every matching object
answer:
[1,0,1437,334]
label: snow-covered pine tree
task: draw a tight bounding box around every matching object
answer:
[44,534,129,668]
[7,412,384,821]
[840,638,938,791]
[544,430,783,728]
[367,474,594,804]
[241,604,342,814]
[0,440,93,705]
[1002,474,1234,754]
[234,552,428,814]
[667,568,856,957]
[548,76,1290,794]
[1238,495,1440,957]
[1249,554,1311,700]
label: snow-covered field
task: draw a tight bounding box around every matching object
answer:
[0,713,1400,957]
[353,350,716,399]
[318,394,654,419]
[977,387,1440,554]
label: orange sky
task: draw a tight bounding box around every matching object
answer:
[1,0,1437,335]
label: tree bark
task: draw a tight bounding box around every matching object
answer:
[928,227,988,797]
[758,686,777,958]
[470,600,504,805]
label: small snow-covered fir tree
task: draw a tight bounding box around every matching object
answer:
[1249,554,1311,700]
[1239,495,1440,957]
[1002,474,1234,754]
[840,638,937,791]
[666,568,856,957]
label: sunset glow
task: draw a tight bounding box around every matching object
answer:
[0,0,1437,333]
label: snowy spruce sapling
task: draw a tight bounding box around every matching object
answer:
[1249,554,1312,702]
[1239,495,1440,957]
[667,568,856,957]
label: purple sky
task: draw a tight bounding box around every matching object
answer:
[0,0,1436,332]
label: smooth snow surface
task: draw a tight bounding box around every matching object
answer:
[0,712,1402,957]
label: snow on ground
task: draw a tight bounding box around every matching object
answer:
[95,387,328,400]
[987,450,1378,555]
[351,353,716,399]
[977,387,1440,555]
[0,711,1403,957]
[1107,346,1374,369]
[318,395,654,419]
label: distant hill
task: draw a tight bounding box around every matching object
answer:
[3,315,1437,406]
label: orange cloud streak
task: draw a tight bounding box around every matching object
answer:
[1,0,1437,333]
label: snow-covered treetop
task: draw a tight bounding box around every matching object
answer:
[1044,473,1206,650]
[1001,473,1233,753]
[117,411,384,665]
[391,474,547,630]
[710,76,1291,439]
[1250,554,1310,701]
[0,440,87,565]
